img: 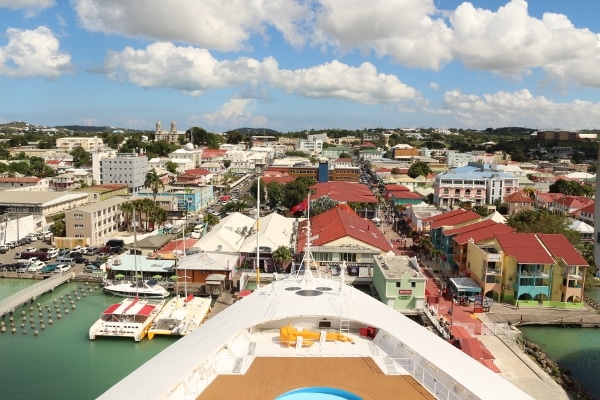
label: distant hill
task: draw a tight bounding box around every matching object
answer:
[55,125,114,133]
[231,128,280,135]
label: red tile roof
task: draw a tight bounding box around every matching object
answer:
[578,202,595,216]
[429,210,480,229]
[422,208,465,224]
[183,168,211,176]
[504,191,534,203]
[453,224,514,245]
[201,149,227,159]
[444,219,497,237]
[158,238,198,254]
[0,177,41,183]
[384,185,410,192]
[494,232,554,264]
[261,176,295,184]
[390,191,424,200]
[537,234,588,266]
[296,206,392,253]
[310,182,378,203]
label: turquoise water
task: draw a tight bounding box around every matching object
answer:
[0,278,177,400]
[276,387,363,400]
[520,286,600,397]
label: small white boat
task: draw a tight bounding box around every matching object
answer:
[89,297,165,341]
[104,280,170,299]
[147,294,212,339]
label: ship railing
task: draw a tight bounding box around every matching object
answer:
[412,362,469,400]
[422,306,451,340]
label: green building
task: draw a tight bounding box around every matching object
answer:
[372,255,427,315]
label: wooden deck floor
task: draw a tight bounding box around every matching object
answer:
[198,357,435,400]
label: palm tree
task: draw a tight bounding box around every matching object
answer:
[144,168,165,201]
[272,245,292,272]
[119,201,135,232]
[203,213,220,229]
[523,186,536,200]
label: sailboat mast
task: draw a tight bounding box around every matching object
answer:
[133,205,139,297]
[256,177,261,287]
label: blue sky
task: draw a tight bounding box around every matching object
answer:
[1,0,599,133]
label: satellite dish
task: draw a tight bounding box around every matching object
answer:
[216,245,222,251]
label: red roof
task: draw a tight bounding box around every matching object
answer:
[201,149,227,158]
[538,234,588,266]
[310,182,378,203]
[296,206,392,253]
[261,176,295,184]
[384,184,410,192]
[578,202,595,216]
[0,177,41,183]
[183,168,211,176]
[390,191,424,200]
[444,219,497,237]
[423,208,465,224]
[494,232,554,264]
[158,238,198,254]
[334,158,352,163]
[504,191,533,203]
[429,210,480,229]
[454,224,514,245]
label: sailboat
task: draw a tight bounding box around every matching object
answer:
[147,216,211,339]
[90,208,165,341]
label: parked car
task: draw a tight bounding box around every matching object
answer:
[55,256,76,266]
[90,259,105,268]
[0,245,9,254]
[27,261,46,273]
[25,233,38,241]
[86,247,99,255]
[7,240,17,248]
[14,252,22,259]
[83,265,100,273]
[70,251,83,258]
[56,264,71,273]
[17,238,30,246]
[40,264,57,273]
[25,247,37,253]
[17,264,29,273]
[73,257,89,265]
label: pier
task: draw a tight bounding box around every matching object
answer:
[0,272,75,317]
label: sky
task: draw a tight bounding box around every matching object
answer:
[1,0,600,133]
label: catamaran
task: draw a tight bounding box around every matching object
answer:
[147,294,211,339]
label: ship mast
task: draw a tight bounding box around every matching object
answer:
[255,177,261,287]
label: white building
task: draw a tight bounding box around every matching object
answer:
[100,151,149,193]
[168,143,203,167]
[56,136,104,151]
[149,157,194,174]
[155,120,186,144]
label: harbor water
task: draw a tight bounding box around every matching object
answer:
[520,286,600,398]
[0,278,177,400]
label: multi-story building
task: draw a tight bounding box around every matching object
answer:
[73,184,129,203]
[297,137,323,154]
[168,143,203,167]
[322,146,352,159]
[433,163,519,208]
[372,255,427,314]
[466,232,587,306]
[536,130,579,141]
[136,185,214,215]
[64,197,126,245]
[503,191,534,216]
[392,144,419,162]
[155,120,186,144]
[56,137,104,151]
[100,151,149,193]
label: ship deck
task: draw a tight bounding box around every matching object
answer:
[198,357,435,400]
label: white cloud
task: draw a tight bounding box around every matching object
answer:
[99,42,419,103]
[429,82,439,90]
[0,0,54,16]
[450,0,600,80]
[72,0,309,52]
[313,0,453,70]
[193,98,267,129]
[442,88,600,129]
[0,27,73,78]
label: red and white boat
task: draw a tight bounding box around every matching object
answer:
[89,297,164,341]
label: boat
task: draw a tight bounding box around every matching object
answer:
[103,279,170,299]
[147,294,212,339]
[98,268,533,399]
[89,296,165,342]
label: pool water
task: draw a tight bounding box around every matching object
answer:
[276,387,363,400]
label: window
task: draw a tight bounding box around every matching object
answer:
[74,214,83,219]
[340,253,357,262]
[74,224,84,229]
[411,282,416,288]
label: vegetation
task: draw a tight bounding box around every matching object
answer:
[272,245,293,271]
[164,161,179,174]
[50,213,66,237]
[309,196,338,216]
[506,210,580,245]
[70,146,91,168]
[549,179,594,197]
[203,212,220,228]
[407,161,432,179]
[186,127,221,149]
[119,199,168,232]
[144,168,165,201]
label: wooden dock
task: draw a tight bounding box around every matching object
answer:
[0,272,75,317]
[483,303,600,327]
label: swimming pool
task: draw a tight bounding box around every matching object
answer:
[276,387,363,400]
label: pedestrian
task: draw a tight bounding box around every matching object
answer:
[516,301,519,309]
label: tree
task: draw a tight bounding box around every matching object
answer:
[523,186,536,199]
[339,152,351,158]
[203,212,220,228]
[391,167,401,175]
[187,127,220,148]
[51,213,66,237]
[225,130,244,144]
[164,161,179,174]
[272,245,292,272]
[309,196,338,216]
[222,200,248,213]
[407,161,432,179]
[144,168,165,201]
[223,160,231,169]
[549,179,594,197]
[70,146,91,168]
[506,210,580,245]
[281,177,315,209]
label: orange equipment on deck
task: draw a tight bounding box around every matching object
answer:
[279,324,354,347]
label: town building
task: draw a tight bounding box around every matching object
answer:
[0,176,50,191]
[155,120,185,144]
[100,150,149,193]
[73,184,129,203]
[372,254,427,314]
[503,191,535,216]
[433,163,520,209]
[64,196,126,245]
[56,136,104,151]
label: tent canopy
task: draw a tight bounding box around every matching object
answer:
[449,277,482,297]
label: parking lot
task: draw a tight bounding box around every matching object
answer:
[0,239,102,275]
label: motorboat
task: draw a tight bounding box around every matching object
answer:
[147,294,212,339]
[89,297,165,342]
[103,279,170,299]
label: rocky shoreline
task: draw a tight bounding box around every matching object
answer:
[521,339,594,400]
